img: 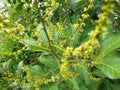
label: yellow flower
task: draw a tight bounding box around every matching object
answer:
[82,13,89,20]
[23,3,29,9]
[46,7,53,16]
[60,59,70,80]
[91,39,99,47]
[54,3,59,8]
[2,20,9,25]
[88,0,94,3]
[80,22,86,27]
[63,47,73,58]
[88,4,94,9]
[17,24,25,31]
[84,7,88,12]
[74,23,79,29]
[44,2,48,7]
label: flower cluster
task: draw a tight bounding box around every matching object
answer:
[79,0,94,27]
[1,44,28,56]
[90,0,114,39]
[42,0,59,21]
[73,0,94,33]
[60,59,70,80]
[32,75,60,85]
[0,23,30,57]
[0,0,115,88]
[0,14,9,28]
[73,39,99,59]
[63,47,73,58]
[73,0,113,59]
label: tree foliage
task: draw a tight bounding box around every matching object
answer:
[0,0,120,89]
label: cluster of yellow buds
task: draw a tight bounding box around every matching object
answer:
[13,45,28,55]
[3,24,26,41]
[90,76,101,81]
[60,59,70,80]
[81,13,90,20]
[78,0,94,28]
[1,20,9,26]
[0,13,9,25]
[44,0,59,9]
[1,44,28,56]
[0,13,9,27]
[23,3,29,9]
[73,0,113,59]
[63,47,73,58]
[43,0,59,21]
[51,0,59,9]
[7,24,25,34]
[73,41,93,59]
[73,0,94,33]
[73,38,99,59]
[20,0,30,11]
[46,7,53,17]
[17,24,25,31]
[24,75,60,87]
[90,0,114,39]
[73,23,79,30]
[88,0,94,10]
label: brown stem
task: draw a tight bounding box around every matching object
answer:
[34,0,60,61]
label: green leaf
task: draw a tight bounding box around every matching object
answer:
[93,70,106,78]
[77,66,91,86]
[0,68,4,74]
[36,23,43,30]
[96,56,120,79]
[110,84,120,90]
[80,86,89,90]
[50,83,58,90]
[83,67,91,85]
[53,31,62,43]
[38,53,58,68]
[70,77,79,90]
[95,35,120,62]
[31,65,45,78]
[88,80,102,90]
[40,30,48,44]
[65,24,74,36]
[24,36,39,47]
[101,36,120,52]
[17,61,24,70]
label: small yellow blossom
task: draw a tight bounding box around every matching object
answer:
[82,13,89,20]
[23,3,29,9]
[46,7,53,16]
[17,24,25,31]
[74,23,79,29]
[60,59,70,80]
[84,7,88,12]
[44,2,48,7]
[63,47,73,58]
